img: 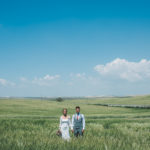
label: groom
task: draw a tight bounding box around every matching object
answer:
[71,106,85,137]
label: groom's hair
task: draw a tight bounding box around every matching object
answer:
[76,106,80,109]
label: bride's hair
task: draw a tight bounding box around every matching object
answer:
[62,108,67,113]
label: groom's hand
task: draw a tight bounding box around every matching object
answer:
[82,129,84,133]
[71,129,74,133]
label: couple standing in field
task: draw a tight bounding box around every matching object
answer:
[58,106,85,141]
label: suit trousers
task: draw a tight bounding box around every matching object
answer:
[74,127,83,137]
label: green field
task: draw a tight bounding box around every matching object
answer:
[0,95,150,150]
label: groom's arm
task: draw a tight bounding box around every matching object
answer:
[82,114,85,131]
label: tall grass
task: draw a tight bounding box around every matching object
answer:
[0,96,150,150]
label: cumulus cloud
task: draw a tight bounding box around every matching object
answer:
[70,73,86,79]
[43,74,60,80]
[94,58,150,82]
[32,74,60,86]
[0,78,15,86]
[68,72,100,86]
[76,73,86,78]
[20,77,28,82]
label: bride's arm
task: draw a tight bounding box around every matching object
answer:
[68,116,72,129]
[71,115,74,130]
[59,116,62,130]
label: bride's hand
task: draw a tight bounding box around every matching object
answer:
[58,129,61,133]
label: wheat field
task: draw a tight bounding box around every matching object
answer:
[0,96,150,150]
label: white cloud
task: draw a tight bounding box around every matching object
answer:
[94,58,150,82]
[68,72,101,86]
[20,77,28,82]
[32,74,60,86]
[76,73,85,78]
[43,74,60,80]
[0,78,15,86]
[70,73,86,79]
[0,78,7,85]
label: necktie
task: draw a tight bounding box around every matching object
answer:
[77,115,79,120]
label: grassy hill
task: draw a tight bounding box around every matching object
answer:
[0,95,150,150]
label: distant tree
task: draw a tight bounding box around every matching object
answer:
[56,97,63,102]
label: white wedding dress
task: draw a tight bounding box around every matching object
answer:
[59,116,71,140]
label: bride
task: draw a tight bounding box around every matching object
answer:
[59,108,71,140]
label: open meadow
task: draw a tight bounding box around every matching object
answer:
[0,95,150,150]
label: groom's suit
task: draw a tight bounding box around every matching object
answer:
[71,113,85,137]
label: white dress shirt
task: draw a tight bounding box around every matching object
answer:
[71,113,85,130]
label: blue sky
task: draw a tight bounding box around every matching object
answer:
[0,0,150,97]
